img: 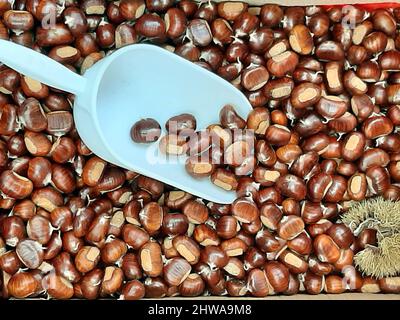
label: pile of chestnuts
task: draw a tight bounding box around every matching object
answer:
[1,0,400,299]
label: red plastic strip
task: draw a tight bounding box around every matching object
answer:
[322,2,400,11]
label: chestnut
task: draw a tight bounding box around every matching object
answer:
[179,274,205,297]
[164,191,192,210]
[62,231,84,256]
[247,268,270,297]
[216,216,239,240]
[363,31,388,54]
[15,239,43,269]
[294,112,325,138]
[130,118,161,143]
[347,45,368,65]
[139,201,163,235]
[327,224,354,249]
[200,245,228,270]
[289,25,313,55]
[158,134,188,155]
[327,112,357,134]
[366,166,390,195]
[313,234,341,264]
[219,104,246,130]
[277,215,305,241]
[42,273,74,299]
[175,42,200,61]
[162,212,188,236]
[163,257,191,286]
[7,272,39,299]
[0,250,23,274]
[313,210,337,231]
[284,273,300,295]
[324,61,344,94]
[243,247,265,271]
[224,140,252,167]
[101,238,127,264]
[187,19,212,47]
[276,174,307,201]
[136,175,164,199]
[355,228,378,252]
[182,199,208,224]
[53,252,81,284]
[264,261,289,293]
[44,232,62,260]
[172,235,200,265]
[303,272,324,295]
[163,237,179,259]
[166,113,196,135]
[308,256,334,277]
[241,65,269,91]
[233,12,259,37]
[263,77,294,100]
[266,50,299,77]
[256,186,282,205]
[164,7,187,39]
[211,168,238,191]
[221,237,247,257]
[223,257,245,279]
[341,132,366,162]
[101,266,124,296]
[94,167,125,193]
[290,151,319,179]
[135,13,166,38]
[143,277,168,298]
[0,170,33,199]
[290,82,322,109]
[193,224,220,247]
[0,216,26,247]
[217,2,248,21]
[122,224,149,250]
[231,197,259,224]
[324,175,347,202]
[324,276,347,294]
[288,232,312,256]
[361,277,381,293]
[379,277,400,294]
[260,4,283,27]
[211,18,233,45]
[383,185,400,201]
[139,241,163,277]
[315,41,345,61]
[72,207,94,237]
[334,249,354,272]
[372,9,396,36]
[308,12,329,37]
[248,27,274,54]
[120,280,145,300]
[347,173,367,201]
[75,246,101,273]
[277,248,307,275]
[315,95,348,120]
[260,202,282,230]
[362,115,393,140]
[307,172,332,202]
[121,253,142,280]
[283,7,305,33]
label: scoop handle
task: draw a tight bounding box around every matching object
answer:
[0,39,86,95]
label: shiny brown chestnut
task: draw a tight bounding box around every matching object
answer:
[327,224,354,249]
[313,234,341,264]
[131,118,161,143]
